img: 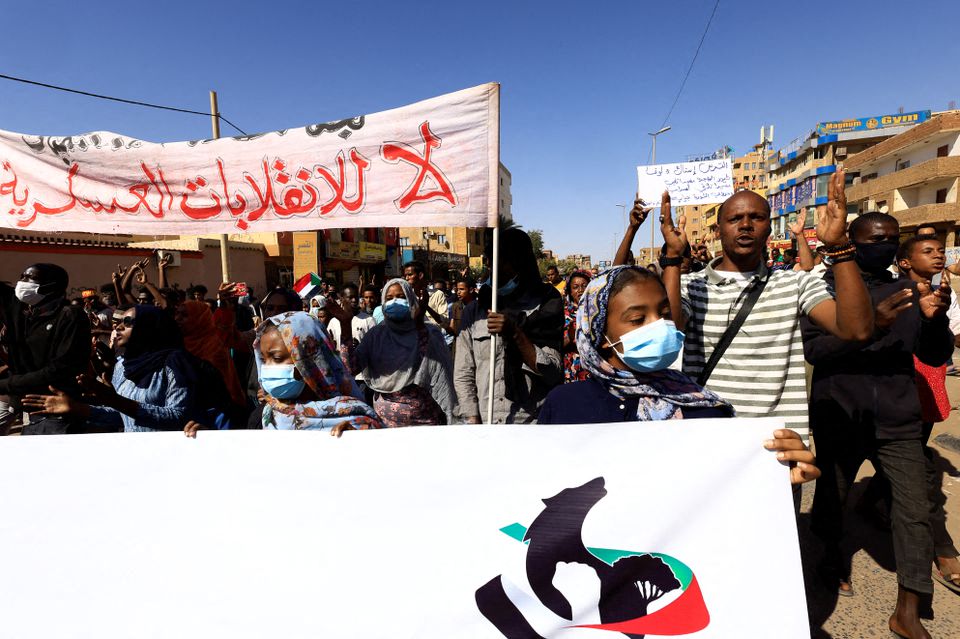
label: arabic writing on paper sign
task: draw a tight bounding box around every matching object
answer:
[636,159,734,206]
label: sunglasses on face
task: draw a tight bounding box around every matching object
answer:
[115,316,135,328]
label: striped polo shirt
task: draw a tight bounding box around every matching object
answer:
[680,258,833,437]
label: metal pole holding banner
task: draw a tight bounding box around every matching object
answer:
[486,223,499,424]
[486,89,501,425]
[210,90,231,283]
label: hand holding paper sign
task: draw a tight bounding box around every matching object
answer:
[628,197,651,229]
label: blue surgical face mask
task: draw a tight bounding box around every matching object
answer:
[259,364,306,399]
[479,274,521,297]
[384,298,411,320]
[605,319,685,372]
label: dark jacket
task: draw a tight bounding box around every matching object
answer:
[538,378,733,424]
[802,270,954,440]
[0,283,91,398]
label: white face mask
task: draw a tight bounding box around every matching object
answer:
[15,281,46,306]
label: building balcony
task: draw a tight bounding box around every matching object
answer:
[846,156,960,201]
[890,202,960,229]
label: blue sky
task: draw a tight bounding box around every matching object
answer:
[2,1,958,263]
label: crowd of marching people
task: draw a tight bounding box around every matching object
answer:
[1,174,960,637]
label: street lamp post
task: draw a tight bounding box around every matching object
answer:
[648,126,672,254]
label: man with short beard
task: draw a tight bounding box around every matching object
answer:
[658,170,873,438]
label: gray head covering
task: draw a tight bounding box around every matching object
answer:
[360,278,423,393]
[380,278,419,317]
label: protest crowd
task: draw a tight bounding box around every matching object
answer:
[2,174,960,638]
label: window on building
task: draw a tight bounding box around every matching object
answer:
[936,188,948,204]
[937,144,949,158]
[399,237,410,247]
[814,147,827,160]
[895,159,911,171]
[437,234,447,245]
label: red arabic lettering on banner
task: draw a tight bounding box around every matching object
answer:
[0,84,499,234]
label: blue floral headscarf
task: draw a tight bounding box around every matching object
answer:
[576,266,732,420]
[254,311,382,430]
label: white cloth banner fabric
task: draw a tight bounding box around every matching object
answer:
[0,84,499,234]
[637,159,734,206]
[0,419,809,638]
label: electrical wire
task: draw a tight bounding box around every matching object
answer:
[0,72,248,136]
[648,0,722,162]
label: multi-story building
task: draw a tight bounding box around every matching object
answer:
[565,254,593,270]
[765,109,931,247]
[732,149,773,192]
[844,111,960,249]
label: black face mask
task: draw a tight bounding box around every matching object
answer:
[854,240,899,273]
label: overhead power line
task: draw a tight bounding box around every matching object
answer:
[0,72,247,136]
[648,0,722,161]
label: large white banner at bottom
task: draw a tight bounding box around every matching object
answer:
[0,419,808,638]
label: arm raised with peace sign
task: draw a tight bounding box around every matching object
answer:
[658,190,689,331]
[816,169,848,247]
[660,190,688,258]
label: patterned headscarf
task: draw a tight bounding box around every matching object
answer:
[254,311,381,430]
[575,266,732,420]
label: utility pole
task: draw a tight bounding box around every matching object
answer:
[648,126,672,254]
[210,91,231,283]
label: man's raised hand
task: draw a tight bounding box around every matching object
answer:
[659,190,688,258]
[816,169,848,247]
[788,210,807,239]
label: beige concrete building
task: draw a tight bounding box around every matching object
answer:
[844,111,960,246]
[732,149,772,192]
[765,110,931,246]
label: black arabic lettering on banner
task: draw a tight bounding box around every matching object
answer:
[21,134,143,166]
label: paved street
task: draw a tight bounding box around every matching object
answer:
[803,374,960,638]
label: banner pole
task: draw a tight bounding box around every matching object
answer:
[210,90,231,283]
[486,223,499,425]
[486,86,501,425]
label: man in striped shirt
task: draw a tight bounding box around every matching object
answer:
[654,170,873,440]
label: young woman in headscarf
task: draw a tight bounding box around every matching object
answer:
[537,266,819,484]
[24,305,195,432]
[454,228,564,424]
[187,311,380,435]
[562,269,592,383]
[344,278,455,427]
[175,300,246,408]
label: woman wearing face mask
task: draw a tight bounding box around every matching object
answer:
[188,311,380,434]
[562,269,592,383]
[538,267,819,484]
[343,278,455,427]
[454,228,564,424]
[24,305,195,432]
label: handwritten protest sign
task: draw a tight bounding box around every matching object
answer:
[0,419,808,638]
[637,159,734,206]
[0,84,499,234]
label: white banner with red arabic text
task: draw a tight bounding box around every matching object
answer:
[0,84,499,234]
